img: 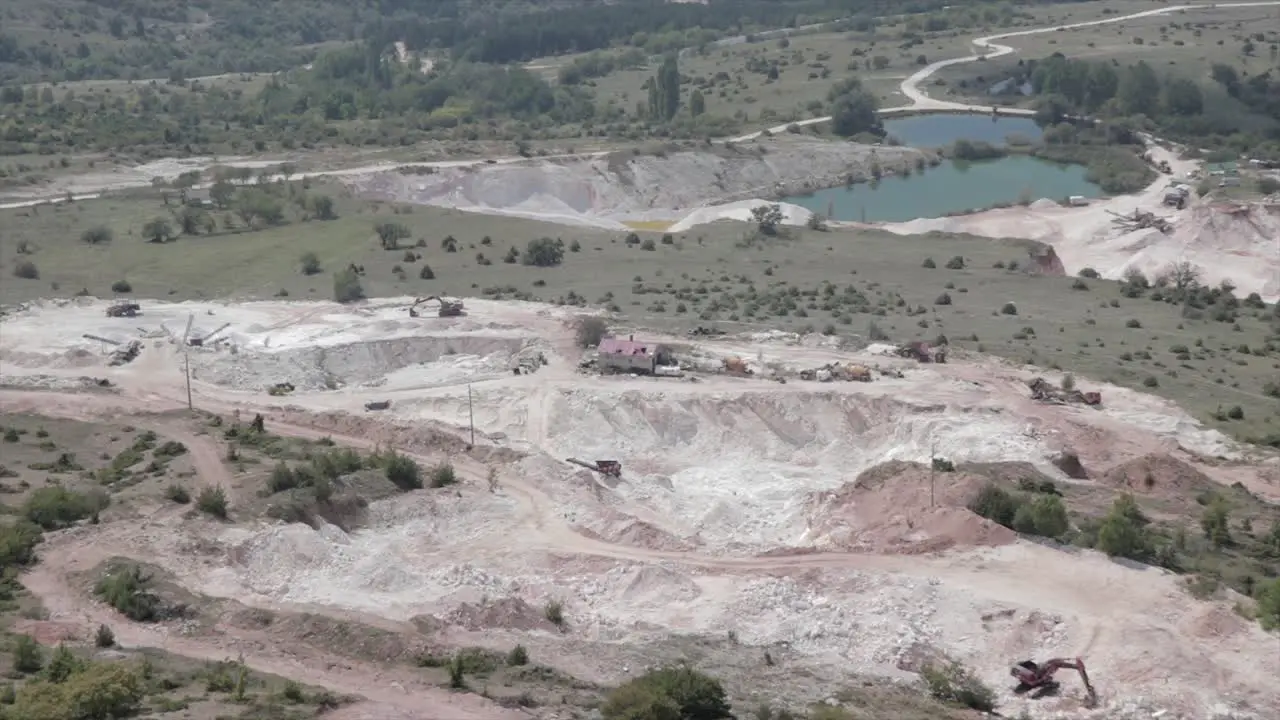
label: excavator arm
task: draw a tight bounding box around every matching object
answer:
[1011,657,1097,707]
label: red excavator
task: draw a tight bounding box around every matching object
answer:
[1011,657,1097,706]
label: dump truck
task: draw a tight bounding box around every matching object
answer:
[106,302,140,318]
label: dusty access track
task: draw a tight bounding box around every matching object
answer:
[2,297,1278,719]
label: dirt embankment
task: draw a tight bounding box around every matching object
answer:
[344,137,922,228]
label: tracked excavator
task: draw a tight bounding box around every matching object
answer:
[408,296,464,318]
[1011,657,1097,706]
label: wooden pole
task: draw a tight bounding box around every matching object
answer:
[184,351,193,411]
[929,440,936,508]
[467,384,475,447]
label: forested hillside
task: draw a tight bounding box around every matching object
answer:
[0,0,1076,82]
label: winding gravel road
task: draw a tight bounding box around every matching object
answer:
[4,2,1279,209]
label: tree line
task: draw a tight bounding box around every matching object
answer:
[1024,53,1280,159]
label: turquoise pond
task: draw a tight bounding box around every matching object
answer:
[783,113,1102,222]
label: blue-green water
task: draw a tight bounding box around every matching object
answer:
[783,113,1103,222]
[883,113,1043,147]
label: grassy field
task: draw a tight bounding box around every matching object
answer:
[933,4,1280,107]
[2,184,1278,445]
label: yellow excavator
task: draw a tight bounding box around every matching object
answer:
[408,296,464,317]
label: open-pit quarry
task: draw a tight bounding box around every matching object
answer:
[2,296,1278,720]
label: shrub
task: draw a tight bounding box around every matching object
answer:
[95,564,160,621]
[920,660,996,712]
[45,644,83,683]
[507,644,529,666]
[1096,494,1148,560]
[944,255,965,270]
[1028,495,1069,538]
[333,268,365,303]
[921,257,936,268]
[569,239,582,252]
[268,461,299,493]
[1126,318,1142,328]
[419,264,435,280]
[300,252,321,275]
[196,486,229,519]
[1079,267,1100,278]
[1226,405,1244,420]
[524,237,565,267]
[641,238,656,251]
[448,654,466,689]
[1258,578,1280,631]
[8,661,145,720]
[13,260,38,279]
[1000,302,1018,315]
[545,599,565,627]
[504,246,519,263]
[934,292,952,305]
[0,520,43,567]
[1071,278,1089,291]
[164,485,190,504]
[382,452,423,490]
[969,484,1021,527]
[12,635,42,674]
[575,316,610,348]
[427,462,455,489]
[94,624,115,648]
[23,487,106,530]
[1061,374,1076,391]
[1201,497,1231,547]
[80,226,114,244]
[602,666,732,720]
[1142,375,1158,388]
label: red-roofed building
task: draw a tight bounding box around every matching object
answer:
[597,335,657,374]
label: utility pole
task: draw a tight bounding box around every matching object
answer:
[184,350,193,411]
[929,440,937,509]
[467,384,475,448]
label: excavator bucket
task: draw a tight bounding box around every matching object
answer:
[1075,657,1098,707]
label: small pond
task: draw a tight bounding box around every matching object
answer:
[883,113,1044,147]
[782,113,1102,222]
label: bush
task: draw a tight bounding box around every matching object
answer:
[427,462,455,489]
[575,316,609,348]
[524,237,565,267]
[921,257,936,268]
[384,452,423,490]
[944,255,965,270]
[969,484,1021,527]
[602,666,733,720]
[1071,278,1089,291]
[164,485,190,504]
[0,520,43,567]
[22,487,106,530]
[1142,375,1159,388]
[268,461,299,493]
[1028,495,1069,538]
[300,252,321,275]
[920,660,996,712]
[1258,578,1280,631]
[12,635,42,674]
[934,292,952,306]
[333,268,365,303]
[196,486,229,519]
[94,564,160,621]
[1226,405,1244,420]
[1126,319,1142,328]
[94,624,115,648]
[80,226,114,244]
[1000,302,1018,315]
[8,661,145,720]
[1096,494,1148,560]
[1079,267,1100,278]
[419,264,435,280]
[507,644,529,666]
[13,260,38,279]
[544,599,565,627]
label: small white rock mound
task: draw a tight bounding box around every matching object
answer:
[668,199,814,232]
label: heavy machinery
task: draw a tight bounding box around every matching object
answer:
[106,302,140,318]
[896,341,946,363]
[566,458,622,477]
[409,296,464,318]
[1010,657,1097,706]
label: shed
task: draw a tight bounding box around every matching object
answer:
[597,335,657,374]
